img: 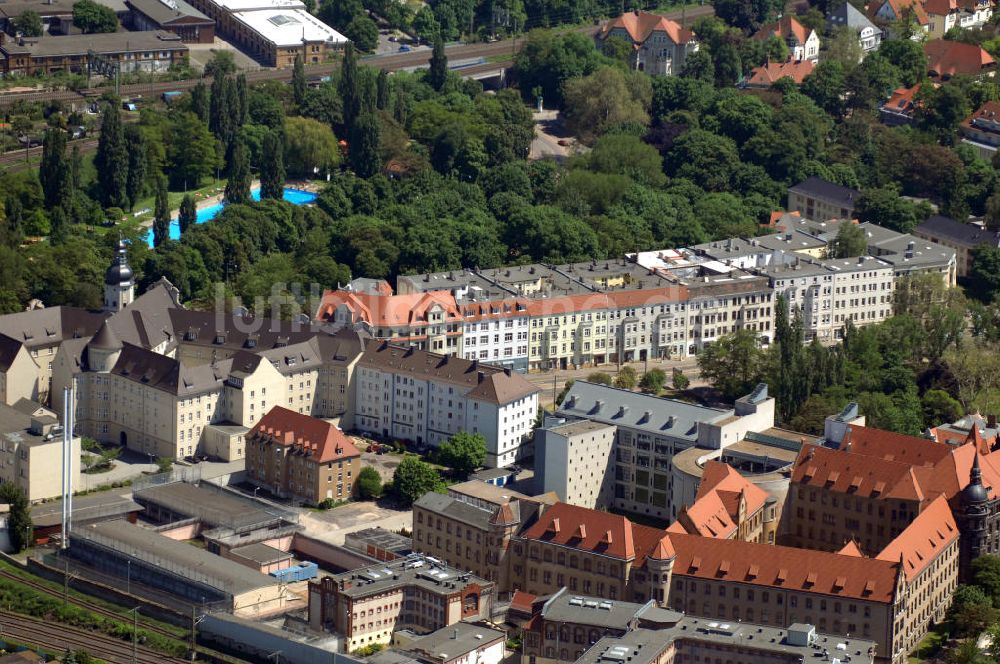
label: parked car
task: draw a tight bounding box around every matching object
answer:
[398,44,411,52]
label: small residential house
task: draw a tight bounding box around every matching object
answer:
[960,99,1000,159]
[826,2,881,56]
[871,0,931,36]
[925,38,995,80]
[787,177,861,220]
[752,16,820,63]
[880,84,920,125]
[923,0,994,38]
[745,59,815,88]
[597,10,698,76]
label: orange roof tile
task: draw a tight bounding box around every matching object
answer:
[925,39,994,79]
[669,533,899,603]
[746,60,815,87]
[837,540,866,557]
[878,0,930,24]
[250,406,361,464]
[875,495,959,580]
[521,502,666,566]
[838,426,953,467]
[884,84,921,117]
[315,289,461,327]
[792,443,920,499]
[510,590,537,614]
[752,16,811,45]
[600,10,694,46]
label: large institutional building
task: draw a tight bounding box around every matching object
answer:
[0,242,533,470]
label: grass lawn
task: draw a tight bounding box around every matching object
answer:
[908,622,950,663]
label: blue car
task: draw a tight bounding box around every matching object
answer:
[398,44,411,52]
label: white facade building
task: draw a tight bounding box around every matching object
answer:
[354,342,539,468]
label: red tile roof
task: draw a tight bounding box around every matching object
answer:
[599,10,694,46]
[669,533,899,603]
[250,406,361,464]
[752,16,811,45]
[925,39,994,79]
[521,502,667,567]
[670,462,771,539]
[875,495,959,580]
[838,426,953,467]
[746,60,815,87]
[509,590,537,614]
[883,84,921,117]
[877,0,930,24]
[315,289,461,327]
[837,540,865,557]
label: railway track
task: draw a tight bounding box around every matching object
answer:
[0,609,188,663]
[0,566,183,642]
[0,4,714,108]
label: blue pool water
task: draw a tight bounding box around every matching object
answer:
[144,187,319,246]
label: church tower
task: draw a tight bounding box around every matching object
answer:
[958,454,990,582]
[104,238,134,312]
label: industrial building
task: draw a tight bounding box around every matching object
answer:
[69,520,291,615]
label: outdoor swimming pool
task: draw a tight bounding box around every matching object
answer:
[144,187,319,246]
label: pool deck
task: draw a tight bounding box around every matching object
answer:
[138,179,322,233]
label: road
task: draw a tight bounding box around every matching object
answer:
[527,358,706,408]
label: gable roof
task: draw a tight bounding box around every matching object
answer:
[109,342,229,397]
[747,59,815,86]
[670,462,771,539]
[915,215,1000,249]
[874,495,958,580]
[669,533,899,603]
[315,289,462,328]
[752,16,811,45]
[599,10,694,45]
[882,84,921,118]
[925,39,994,79]
[827,2,879,32]
[876,0,929,24]
[520,502,666,567]
[250,406,360,464]
[788,177,861,209]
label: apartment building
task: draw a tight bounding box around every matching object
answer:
[535,420,617,508]
[787,177,861,221]
[0,30,188,76]
[354,342,538,468]
[0,402,80,502]
[307,556,495,651]
[546,381,776,521]
[961,100,1000,159]
[597,10,698,75]
[914,214,1000,277]
[182,0,346,66]
[246,406,362,505]
[784,423,999,582]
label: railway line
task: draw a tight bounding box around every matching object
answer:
[0,609,188,663]
[0,4,714,109]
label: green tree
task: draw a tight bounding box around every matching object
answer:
[48,205,69,245]
[349,112,381,178]
[72,0,117,32]
[152,176,170,247]
[917,83,971,143]
[339,43,360,131]
[562,66,650,142]
[190,81,210,122]
[880,38,926,87]
[178,194,197,236]
[209,74,235,146]
[697,328,766,401]
[801,61,847,117]
[235,73,249,126]
[950,585,996,637]
[972,246,1000,302]
[556,379,575,404]
[855,186,929,234]
[921,389,964,427]
[39,128,70,210]
[436,431,487,477]
[260,130,285,200]
[827,222,868,258]
[284,116,340,177]
[357,466,383,499]
[713,0,780,30]
[614,366,638,389]
[639,368,667,394]
[587,372,613,385]
[672,368,690,390]
[11,10,43,37]
[204,50,236,77]
[428,36,448,92]
[681,49,715,83]
[513,30,608,107]
[973,555,1000,602]
[392,456,445,505]
[578,134,665,187]
[124,124,146,212]
[156,456,174,473]
[376,69,389,111]
[167,112,218,190]
[224,139,252,205]
[292,53,306,109]
[0,482,31,553]
[95,104,128,209]
[346,14,378,51]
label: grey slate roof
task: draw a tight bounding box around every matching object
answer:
[915,215,1000,249]
[556,381,730,443]
[1,30,186,57]
[109,342,230,397]
[413,492,494,530]
[539,588,646,629]
[788,177,861,210]
[403,623,506,662]
[827,1,879,32]
[30,492,142,527]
